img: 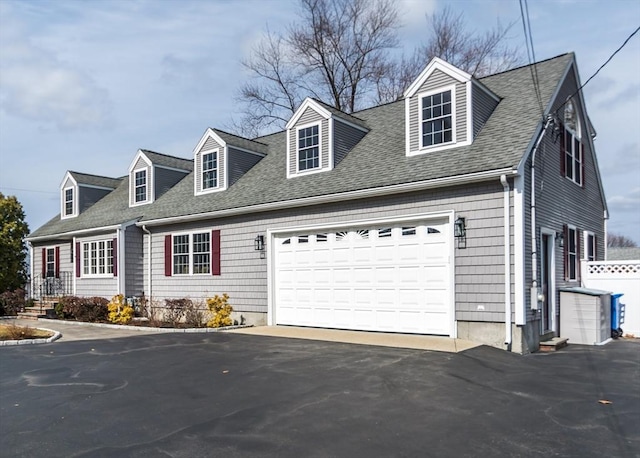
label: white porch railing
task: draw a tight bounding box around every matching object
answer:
[582,260,640,336]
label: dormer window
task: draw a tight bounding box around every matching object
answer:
[421,88,453,148]
[202,151,218,189]
[64,188,74,216]
[134,169,148,203]
[298,124,320,171]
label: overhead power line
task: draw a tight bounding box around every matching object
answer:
[519,0,545,121]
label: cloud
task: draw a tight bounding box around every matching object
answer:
[0,5,113,130]
[608,187,640,211]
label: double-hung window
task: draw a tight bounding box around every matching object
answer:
[566,226,579,281]
[173,232,210,275]
[64,188,74,216]
[202,151,218,189]
[563,99,583,186]
[134,169,147,203]
[298,124,320,171]
[82,240,114,276]
[46,248,56,277]
[421,89,453,148]
[584,231,596,261]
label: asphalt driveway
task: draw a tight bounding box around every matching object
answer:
[1,332,638,457]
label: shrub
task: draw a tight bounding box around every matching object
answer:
[0,289,26,316]
[58,296,108,322]
[164,298,190,327]
[206,293,233,328]
[107,294,134,324]
[184,300,207,328]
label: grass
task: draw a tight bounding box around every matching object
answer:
[0,323,54,341]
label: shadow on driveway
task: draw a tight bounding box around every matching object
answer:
[1,332,638,457]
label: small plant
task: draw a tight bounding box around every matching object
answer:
[0,289,26,316]
[143,297,164,327]
[164,298,190,327]
[184,300,206,328]
[107,294,134,325]
[0,324,53,341]
[58,296,108,322]
[206,293,233,328]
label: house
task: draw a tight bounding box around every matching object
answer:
[26,53,608,353]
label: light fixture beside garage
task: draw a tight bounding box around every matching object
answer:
[254,235,265,251]
[454,217,467,249]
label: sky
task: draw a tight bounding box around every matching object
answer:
[1,0,639,245]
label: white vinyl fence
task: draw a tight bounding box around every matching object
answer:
[582,260,640,336]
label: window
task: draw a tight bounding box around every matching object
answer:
[584,231,596,261]
[316,234,328,242]
[64,188,74,216]
[566,227,579,281]
[173,232,210,275]
[82,240,114,276]
[46,248,55,277]
[298,124,320,171]
[378,228,392,238]
[402,227,417,236]
[421,90,452,148]
[202,151,218,189]
[134,169,147,202]
[563,100,583,186]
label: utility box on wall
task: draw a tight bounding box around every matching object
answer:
[559,287,611,345]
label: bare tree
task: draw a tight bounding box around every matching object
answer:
[607,232,638,248]
[375,6,522,103]
[233,1,522,137]
[233,0,399,137]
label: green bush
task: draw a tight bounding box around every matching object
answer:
[0,289,26,316]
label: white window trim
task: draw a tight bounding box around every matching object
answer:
[81,240,114,278]
[61,186,77,219]
[196,148,224,195]
[172,231,211,276]
[295,121,323,175]
[564,129,583,187]
[583,230,596,261]
[131,167,151,206]
[418,84,457,152]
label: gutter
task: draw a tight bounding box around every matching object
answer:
[25,223,128,243]
[500,174,512,349]
[140,167,517,227]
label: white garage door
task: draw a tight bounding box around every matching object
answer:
[273,218,452,335]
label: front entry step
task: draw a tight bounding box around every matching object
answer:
[539,337,569,352]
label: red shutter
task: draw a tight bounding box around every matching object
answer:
[559,124,566,177]
[112,238,118,277]
[563,224,569,281]
[211,230,221,276]
[164,235,172,276]
[75,242,81,278]
[54,246,60,278]
[41,248,46,277]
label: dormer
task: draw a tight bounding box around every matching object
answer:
[404,57,500,156]
[193,128,267,196]
[60,171,120,220]
[128,149,192,207]
[286,98,368,178]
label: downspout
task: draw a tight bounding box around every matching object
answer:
[72,237,77,295]
[28,241,33,300]
[142,225,152,300]
[530,116,554,312]
[116,227,124,296]
[500,175,512,349]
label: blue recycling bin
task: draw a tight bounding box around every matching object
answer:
[611,293,625,338]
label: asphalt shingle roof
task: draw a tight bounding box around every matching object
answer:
[69,171,122,189]
[141,150,193,171]
[29,53,574,238]
[213,129,269,155]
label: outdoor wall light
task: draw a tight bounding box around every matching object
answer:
[254,235,265,251]
[556,232,564,248]
[454,217,467,249]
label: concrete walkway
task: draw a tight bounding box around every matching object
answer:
[228,325,479,352]
[3,319,478,352]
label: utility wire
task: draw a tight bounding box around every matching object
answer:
[0,187,57,195]
[519,0,545,121]
[554,25,640,117]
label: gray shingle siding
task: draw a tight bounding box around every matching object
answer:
[125,225,144,297]
[154,167,188,200]
[228,147,262,187]
[146,183,513,321]
[333,119,367,167]
[472,85,499,138]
